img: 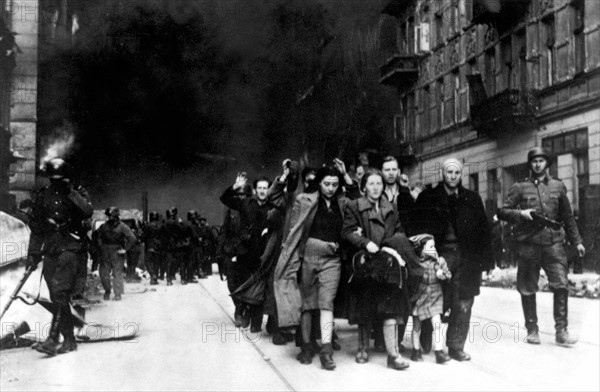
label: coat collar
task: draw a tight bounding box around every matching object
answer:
[357,196,394,219]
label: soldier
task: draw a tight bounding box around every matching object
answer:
[142,211,165,285]
[164,207,195,285]
[197,215,216,277]
[187,210,205,279]
[498,147,585,346]
[26,158,93,356]
[96,207,136,301]
[124,218,144,282]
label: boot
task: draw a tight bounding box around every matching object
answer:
[410,348,423,362]
[355,325,369,364]
[35,307,63,356]
[554,289,578,345]
[103,291,111,301]
[521,294,541,344]
[319,343,336,370]
[57,320,77,354]
[384,323,409,370]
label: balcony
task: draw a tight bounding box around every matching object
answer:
[382,0,417,18]
[380,54,419,91]
[470,0,531,29]
[470,89,539,137]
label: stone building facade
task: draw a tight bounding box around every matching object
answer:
[380,0,599,252]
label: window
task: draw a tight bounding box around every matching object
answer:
[485,48,496,95]
[543,16,556,86]
[437,78,444,130]
[470,173,479,192]
[571,0,585,74]
[421,85,430,134]
[453,70,460,123]
[501,38,512,91]
[435,13,443,47]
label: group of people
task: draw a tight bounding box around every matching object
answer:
[19,145,585,363]
[219,147,586,371]
[91,206,218,301]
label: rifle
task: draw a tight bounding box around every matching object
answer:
[531,211,563,230]
[0,265,35,322]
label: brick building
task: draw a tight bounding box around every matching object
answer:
[380,0,599,252]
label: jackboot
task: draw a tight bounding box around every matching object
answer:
[521,294,540,344]
[554,289,578,345]
[319,343,336,370]
[384,323,409,370]
[57,319,77,354]
[35,307,63,356]
[410,348,423,362]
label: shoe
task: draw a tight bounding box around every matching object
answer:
[188,278,198,283]
[250,325,262,334]
[113,295,122,301]
[387,355,410,370]
[448,348,471,361]
[410,348,423,362]
[435,350,451,364]
[355,350,369,364]
[57,328,77,354]
[525,327,541,344]
[167,280,173,286]
[297,344,313,364]
[150,279,158,285]
[272,332,287,345]
[35,307,63,357]
[319,344,336,370]
[103,292,110,301]
[556,329,578,345]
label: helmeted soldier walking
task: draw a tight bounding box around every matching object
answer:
[26,158,94,356]
[96,207,137,301]
[142,211,166,285]
[164,207,195,285]
[498,147,585,345]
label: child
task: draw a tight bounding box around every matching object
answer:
[409,234,452,364]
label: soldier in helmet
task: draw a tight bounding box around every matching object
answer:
[498,147,585,346]
[26,158,93,356]
[187,210,205,279]
[142,211,165,285]
[197,214,217,277]
[164,207,195,284]
[96,207,137,301]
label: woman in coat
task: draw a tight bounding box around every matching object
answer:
[342,169,420,370]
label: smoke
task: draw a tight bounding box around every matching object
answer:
[39,121,76,169]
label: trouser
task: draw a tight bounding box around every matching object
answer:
[127,244,143,277]
[146,250,162,280]
[72,251,88,298]
[446,293,475,351]
[100,245,125,296]
[175,248,193,281]
[43,250,80,307]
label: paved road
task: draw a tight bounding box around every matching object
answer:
[1,270,598,391]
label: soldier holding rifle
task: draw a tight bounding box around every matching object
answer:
[498,147,585,346]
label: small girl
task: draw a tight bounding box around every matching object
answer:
[409,234,451,364]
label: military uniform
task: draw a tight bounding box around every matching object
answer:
[97,216,136,300]
[499,172,582,343]
[125,220,144,282]
[27,160,93,355]
[164,211,195,284]
[142,213,165,285]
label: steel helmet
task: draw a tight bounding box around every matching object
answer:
[44,158,70,179]
[527,147,551,164]
[166,207,178,219]
[149,211,159,221]
[187,210,198,221]
[105,206,120,217]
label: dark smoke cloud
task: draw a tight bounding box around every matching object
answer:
[38,0,391,224]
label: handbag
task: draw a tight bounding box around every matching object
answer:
[350,250,404,287]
